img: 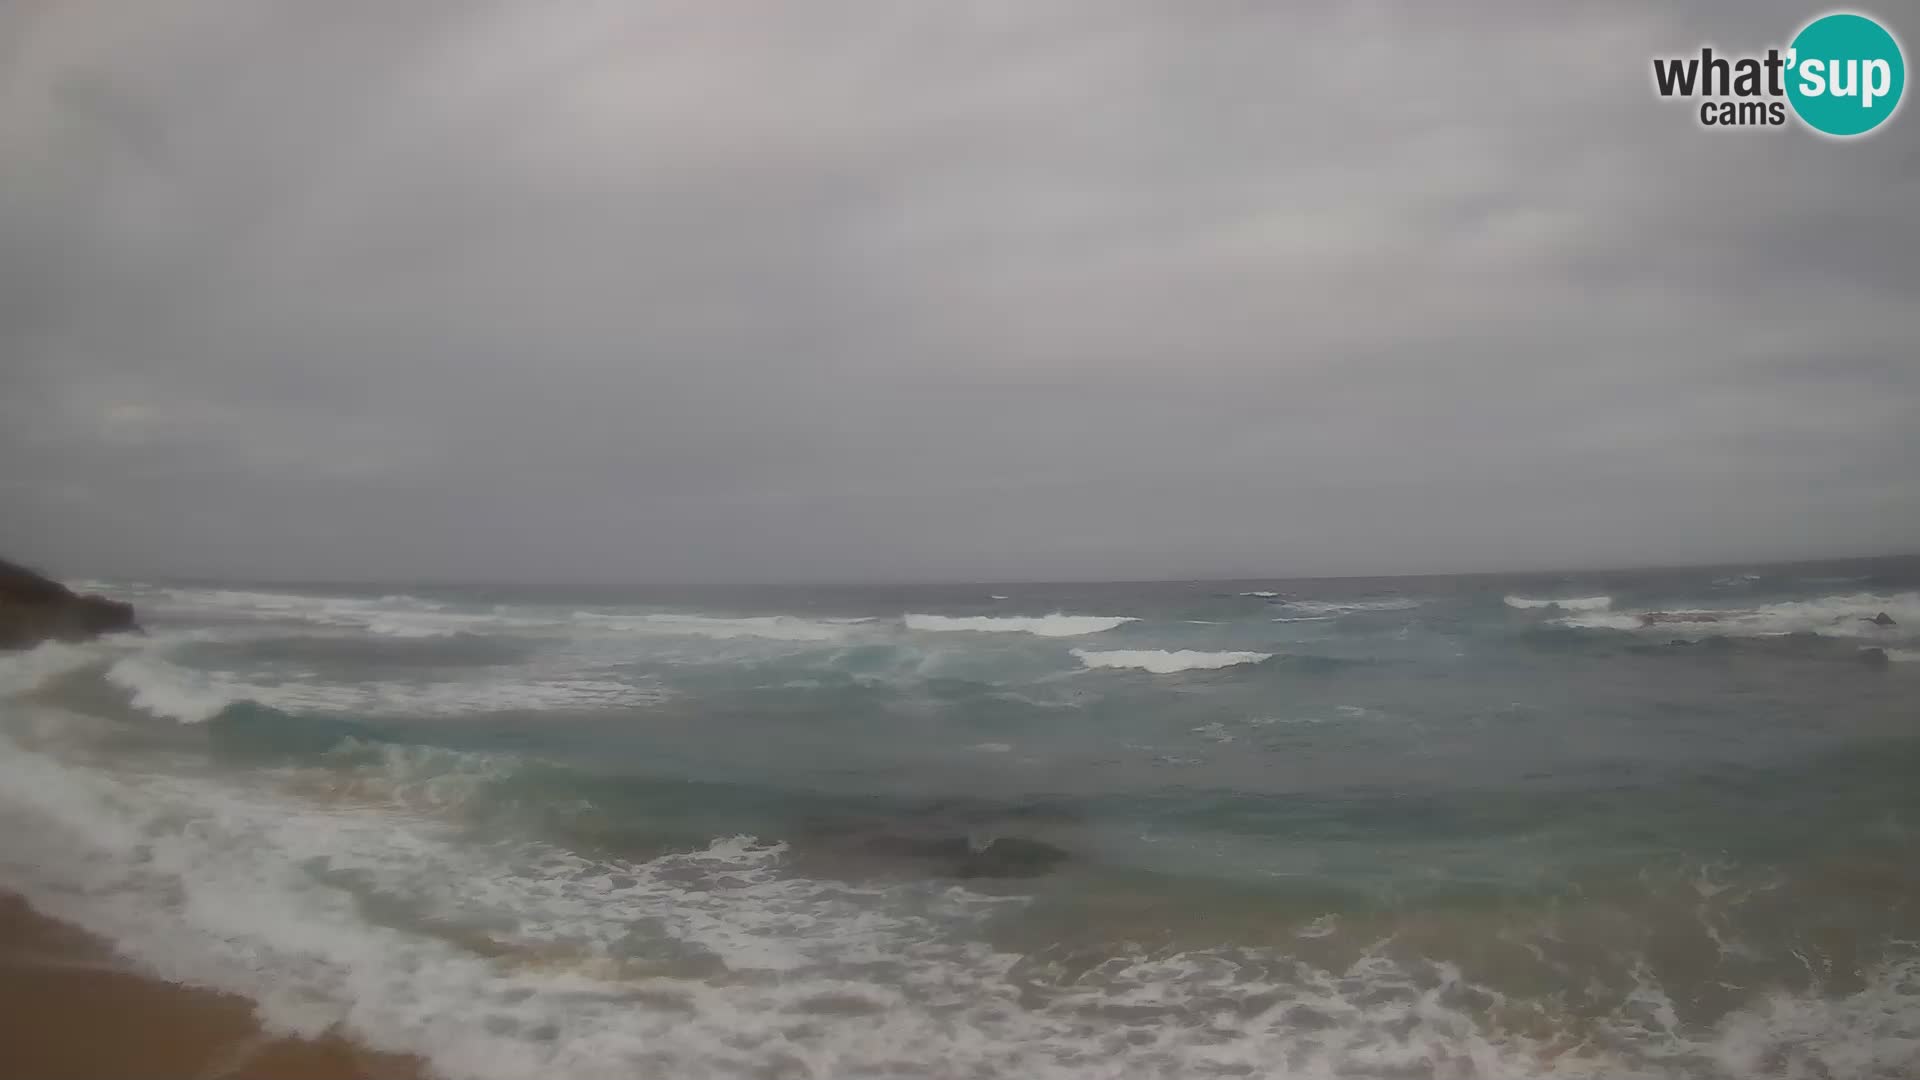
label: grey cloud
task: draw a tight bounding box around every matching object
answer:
[1,1,1915,583]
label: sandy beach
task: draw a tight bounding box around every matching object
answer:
[0,892,418,1080]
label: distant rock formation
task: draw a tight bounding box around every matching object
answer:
[1866,611,1897,627]
[0,557,138,650]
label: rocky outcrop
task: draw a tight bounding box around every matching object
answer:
[0,557,138,650]
[1866,611,1897,627]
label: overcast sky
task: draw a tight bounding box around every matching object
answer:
[1,1,1915,584]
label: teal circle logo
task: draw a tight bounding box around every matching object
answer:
[1787,12,1905,136]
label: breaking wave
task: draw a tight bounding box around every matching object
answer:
[1558,591,1919,640]
[3,724,1916,1080]
[1071,648,1272,674]
[246,673,667,718]
[106,654,240,724]
[1505,594,1614,611]
[96,649,663,724]
[146,587,477,637]
[904,613,1137,637]
[1278,598,1423,616]
[570,611,849,642]
[0,640,109,698]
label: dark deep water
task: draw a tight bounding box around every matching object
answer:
[3,555,1918,1077]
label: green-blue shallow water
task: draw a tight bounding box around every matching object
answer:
[3,556,1918,1077]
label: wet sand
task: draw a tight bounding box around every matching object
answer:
[0,892,421,1080]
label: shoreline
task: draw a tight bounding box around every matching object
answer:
[0,892,420,1080]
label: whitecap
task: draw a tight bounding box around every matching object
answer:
[105,655,240,724]
[1504,594,1614,611]
[1071,648,1270,674]
[0,640,109,699]
[904,613,1136,637]
[571,611,848,642]
[1280,597,1422,615]
[1559,591,1919,640]
[3,731,1917,1080]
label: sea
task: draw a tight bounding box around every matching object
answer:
[2,556,1918,1079]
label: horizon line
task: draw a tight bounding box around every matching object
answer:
[41,548,1920,594]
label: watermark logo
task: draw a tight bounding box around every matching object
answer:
[1652,10,1905,137]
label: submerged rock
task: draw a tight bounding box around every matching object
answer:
[0,557,138,650]
[1859,647,1891,667]
[945,835,1072,879]
[851,831,1072,879]
[802,803,1078,880]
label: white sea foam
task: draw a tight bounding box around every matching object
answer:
[277,739,524,814]
[133,582,870,649]
[65,577,144,597]
[905,613,1136,636]
[361,616,460,638]
[571,611,849,642]
[106,655,242,724]
[1,726,1915,1080]
[1559,591,1920,640]
[1296,913,1340,939]
[0,640,108,698]
[1505,594,1614,611]
[1071,648,1271,674]
[1707,955,1920,1079]
[1239,590,1279,598]
[1279,597,1422,616]
[145,586,542,639]
[249,674,667,717]
[94,644,662,722]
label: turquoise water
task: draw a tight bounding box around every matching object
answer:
[2,558,1918,1077]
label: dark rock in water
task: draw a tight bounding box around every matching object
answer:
[1858,647,1891,667]
[855,831,1071,879]
[0,556,138,650]
[952,835,1072,879]
[1655,635,1733,651]
[1866,611,1897,627]
[796,797,1078,880]
[1639,611,1722,626]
